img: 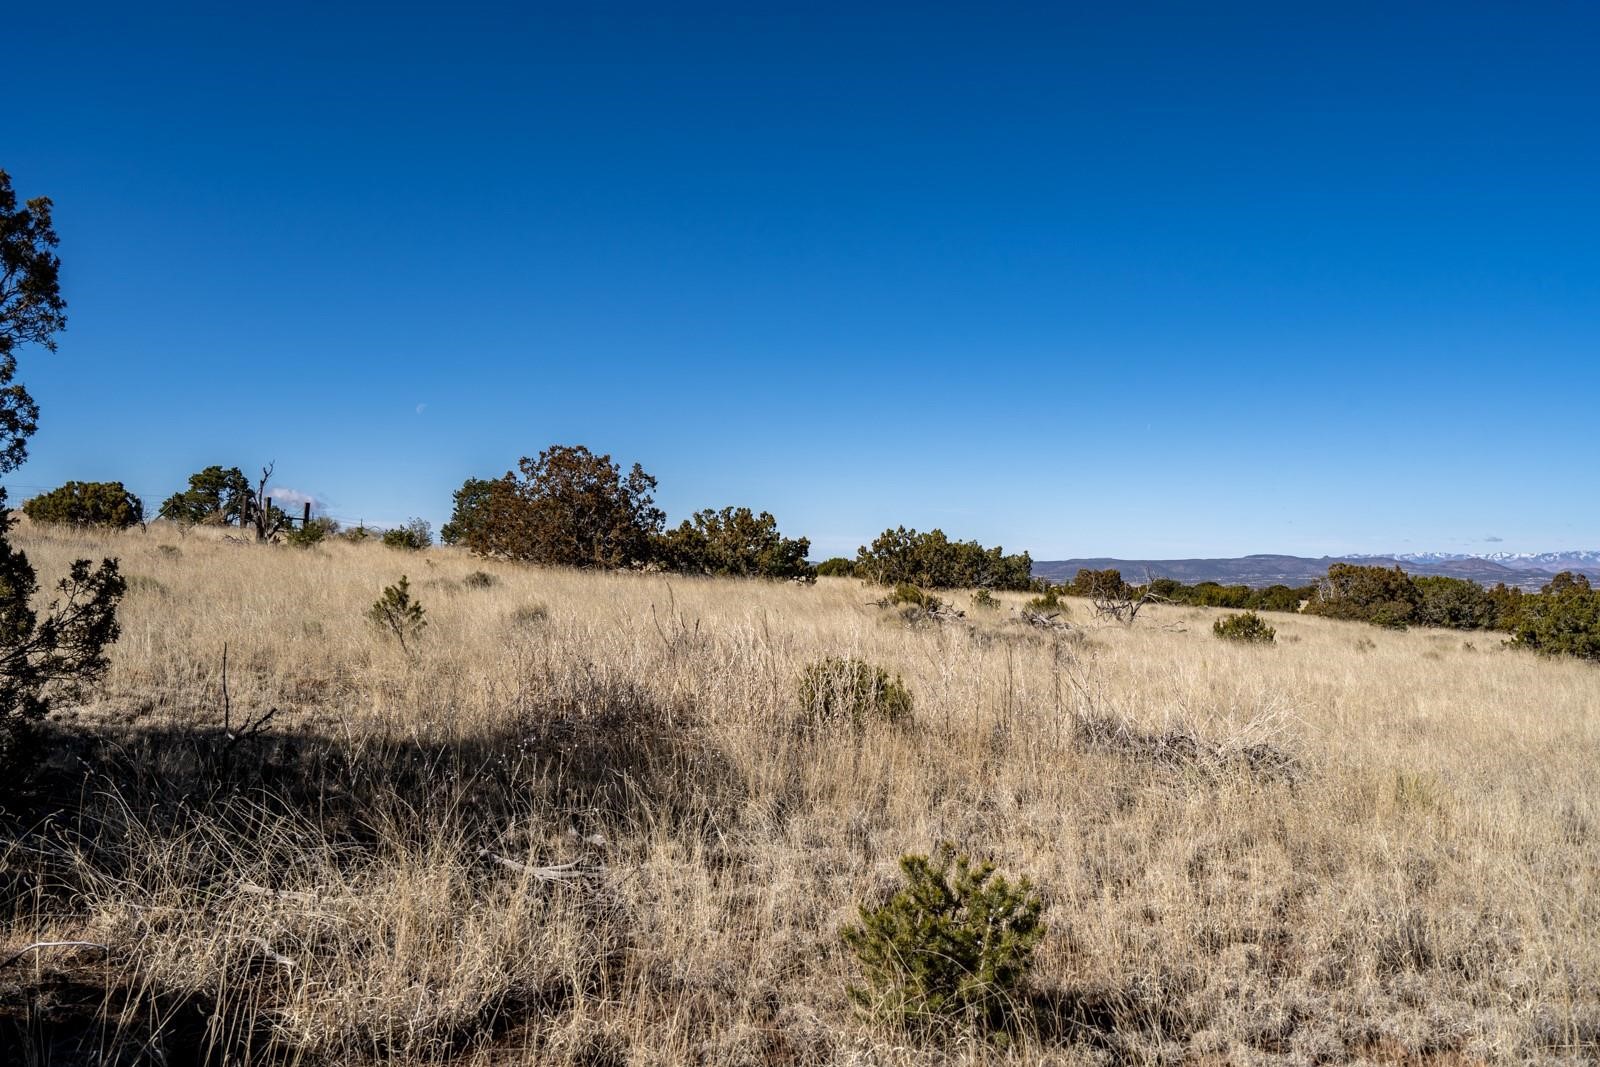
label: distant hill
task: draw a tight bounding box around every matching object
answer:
[1031,553,1598,590]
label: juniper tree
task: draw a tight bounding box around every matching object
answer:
[22,480,143,528]
[656,506,812,579]
[0,170,125,775]
[159,465,252,525]
[462,445,664,568]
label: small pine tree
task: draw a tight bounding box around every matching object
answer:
[842,842,1045,1033]
[367,576,427,653]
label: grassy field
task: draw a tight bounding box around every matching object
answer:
[2,522,1597,1065]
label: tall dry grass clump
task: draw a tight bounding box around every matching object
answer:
[1,521,1597,1065]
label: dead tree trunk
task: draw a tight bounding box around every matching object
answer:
[244,463,287,543]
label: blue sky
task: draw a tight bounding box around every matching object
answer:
[7,3,1598,558]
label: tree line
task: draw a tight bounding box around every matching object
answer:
[1063,563,1600,661]
[20,453,1600,660]
[438,445,813,579]
[24,452,1600,661]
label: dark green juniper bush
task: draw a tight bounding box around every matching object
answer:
[654,505,812,579]
[382,518,433,551]
[1509,571,1600,660]
[855,526,1033,591]
[1213,610,1276,644]
[159,465,253,526]
[1025,586,1066,613]
[284,516,340,548]
[440,477,497,546]
[22,480,144,528]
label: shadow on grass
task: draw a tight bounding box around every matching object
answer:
[0,679,741,1067]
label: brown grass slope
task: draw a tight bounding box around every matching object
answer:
[1,523,1597,1066]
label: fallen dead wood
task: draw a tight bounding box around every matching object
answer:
[1072,711,1301,782]
[476,850,591,882]
[245,936,296,969]
[0,940,110,970]
[236,881,329,905]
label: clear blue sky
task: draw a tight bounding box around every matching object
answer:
[7,3,1598,558]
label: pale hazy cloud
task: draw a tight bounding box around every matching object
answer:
[268,487,322,510]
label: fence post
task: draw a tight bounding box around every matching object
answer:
[303,501,311,528]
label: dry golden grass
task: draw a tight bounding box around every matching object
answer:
[2,522,1597,1065]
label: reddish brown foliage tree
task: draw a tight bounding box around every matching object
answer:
[463,445,665,568]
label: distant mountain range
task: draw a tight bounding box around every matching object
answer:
[1032,551,1600,590]
[1370,550,1600,571]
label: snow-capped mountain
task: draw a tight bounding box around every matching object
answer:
[1376,550,1600,571]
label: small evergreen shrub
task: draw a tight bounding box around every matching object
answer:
[463,570,498,588]
[284,516,338,548]
[368,575,427,652]
[796,656,913,728]
[382,518,433,551]
[1024,587,1066,613]
[970,589,1000,611]
[816,557,856,578]
[1212,611,1276,644]
[842,842,1045,1033]
[887,583,940,611]
[342,523,372,542]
